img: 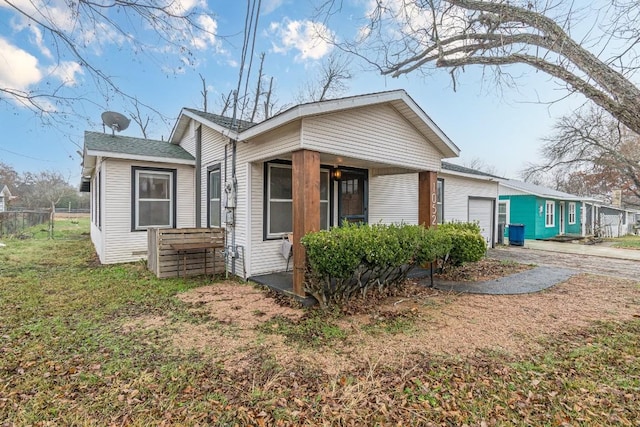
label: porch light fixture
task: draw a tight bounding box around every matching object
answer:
[333,168,342,180]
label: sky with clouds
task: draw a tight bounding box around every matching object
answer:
[0,0,596,184]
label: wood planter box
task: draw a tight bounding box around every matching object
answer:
[147,227,225,279]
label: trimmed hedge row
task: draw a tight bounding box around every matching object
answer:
[301,222,486,307]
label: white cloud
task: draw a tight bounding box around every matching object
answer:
[46,61,83,86]
[192,14,218,50]
[0,37,43,90]
[269,19,334,61]
[262,0,285,15]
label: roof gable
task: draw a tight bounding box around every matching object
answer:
[169,90,460,159]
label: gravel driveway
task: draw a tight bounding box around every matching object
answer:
[489,246,640,281]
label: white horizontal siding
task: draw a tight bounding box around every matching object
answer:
[441,174,497,223]
[246,162,290,276]
[302,104,442,171]
[179,120,196,157]
[369,173,419,225]
[243,122,301,163]
[90,160,105,263]
[240,124,304,276]
[101,158,195,264]
[440,173,498,244]
[200,127,227,228]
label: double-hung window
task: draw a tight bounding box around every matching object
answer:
[208,166,221,227]
[132,167,176,231]
[568,202,576,224]
[545,200,555,227]
[498,200,509,228]
[265,162,330,239]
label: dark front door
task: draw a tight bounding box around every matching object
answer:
[338,169,367,224]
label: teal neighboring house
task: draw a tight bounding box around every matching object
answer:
[498,180,595,240]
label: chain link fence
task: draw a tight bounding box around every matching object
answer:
[0,210,50,238]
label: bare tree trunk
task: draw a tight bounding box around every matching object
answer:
[263,77,273,119]
[220,90,233,116]
[200,74,208,113]
[250,53,265,122]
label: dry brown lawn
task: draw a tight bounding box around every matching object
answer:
[125,268,640,376]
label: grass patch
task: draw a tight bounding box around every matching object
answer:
[362,310,417,335]
[609,234,640,249]
[257,312,347,348]
[1,219,639,425]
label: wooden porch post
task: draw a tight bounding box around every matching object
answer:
[292,149,320,296]
[418,171,438,228]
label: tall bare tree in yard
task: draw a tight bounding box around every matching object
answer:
[320,0,640,134]
[523,107,640,207]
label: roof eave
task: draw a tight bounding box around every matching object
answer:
[85,149,195,166]
[439,168,499,182]
[170,109,239,143]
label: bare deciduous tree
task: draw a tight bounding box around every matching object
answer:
[523,107,640,206]
[322,0,640,134]
[1,0,221,124]
[127,99,151,139]
[297,53,352,102]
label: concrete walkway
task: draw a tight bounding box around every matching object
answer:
[431,266,576,295]
[523,239,640,261]
[430,238,640,295]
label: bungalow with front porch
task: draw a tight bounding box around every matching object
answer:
[81,90,461,296]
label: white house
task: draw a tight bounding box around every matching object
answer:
[0,185,13,212]
[81,90,510,295]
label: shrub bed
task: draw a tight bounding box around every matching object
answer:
[302,222,487,307]
[301,223,452,307]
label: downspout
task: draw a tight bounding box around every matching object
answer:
[195,125,202,227]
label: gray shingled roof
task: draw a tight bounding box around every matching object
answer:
[441,161,504,179]
[184,109,256,132]
[500,179,586,201]
[84,131,194,161]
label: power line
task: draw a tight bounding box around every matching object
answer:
[0,146,55,162]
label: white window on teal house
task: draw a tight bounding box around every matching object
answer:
[545,200,555,227]
[498,200,509,230]
[568,202,576,224]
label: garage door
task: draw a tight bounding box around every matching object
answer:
[468,198,494,247]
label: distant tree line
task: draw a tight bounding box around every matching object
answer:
[0,162,88,211]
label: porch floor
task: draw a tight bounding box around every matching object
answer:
[249,267,433,307]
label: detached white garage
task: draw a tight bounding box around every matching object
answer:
[439,162,501,247]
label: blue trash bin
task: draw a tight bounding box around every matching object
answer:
[508,224,525,246]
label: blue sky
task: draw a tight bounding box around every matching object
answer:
[0,0,590,184]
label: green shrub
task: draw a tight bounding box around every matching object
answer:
[438,222,486,266]
[301,223,452,307]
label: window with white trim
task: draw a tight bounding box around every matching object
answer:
[545,200,555,227]
[498,200,509,228]
[568,202,576,224]
[132,167,175,231]
[208,166,221,227]
[265,162,330,239]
